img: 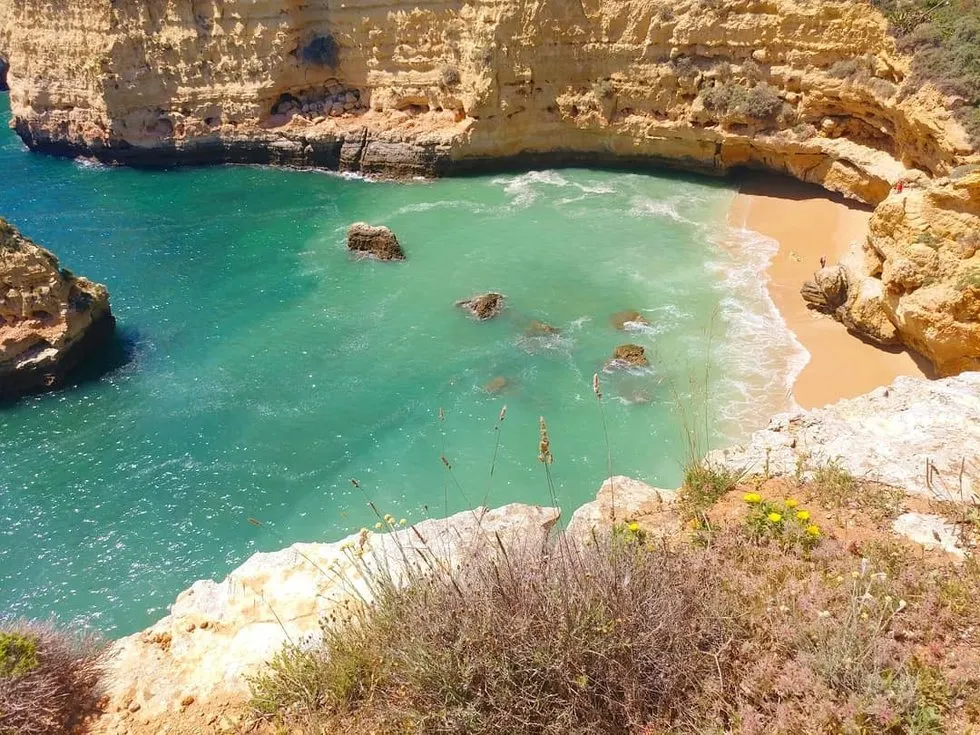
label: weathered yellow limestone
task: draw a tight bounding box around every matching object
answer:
[1,0,978,371]
[0,219,113,398]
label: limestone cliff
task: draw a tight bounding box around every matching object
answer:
[0,219,114,399]
[1,0,979,370]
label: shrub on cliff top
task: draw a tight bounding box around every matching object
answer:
[0,620,105,735]
[871,0,980,144]
[251,536,739,733]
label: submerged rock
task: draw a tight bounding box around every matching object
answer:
[0,218,114,399]
[346,223,405,260]
[456,292,504,320]
[610,310,650,330]
[607,343,649,368]
[485,375,508,394]
[525,319,560,336]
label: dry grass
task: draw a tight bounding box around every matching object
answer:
[250,505,980,734]
[250,535,739,734]
[0,619,105,735]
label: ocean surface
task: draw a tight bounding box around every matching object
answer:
[0,94,806,634]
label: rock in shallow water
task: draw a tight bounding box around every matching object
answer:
[607,343,649,368]
[346,222,405,260]
[456,292,505,320]
[0,218,114,399]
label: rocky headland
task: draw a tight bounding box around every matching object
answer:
[0,219,114,399]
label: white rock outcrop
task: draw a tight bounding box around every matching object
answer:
[708,373,980,500]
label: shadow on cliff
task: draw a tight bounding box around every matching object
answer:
[61,324,142,391]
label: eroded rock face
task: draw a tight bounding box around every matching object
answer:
[92,504,559,734]
[852,171,980,374]
[346,222,405,260]
[0,54,8,92]
[456,292,504,320]
[0,219,114,399]
[801,265,849,314]
[707,373,980,500]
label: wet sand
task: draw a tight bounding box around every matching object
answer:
[729,176,929,409]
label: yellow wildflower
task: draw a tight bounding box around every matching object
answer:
[374,522,383,530]
[806,524,821,537]
[767,512,783,523]
[795,510,811,522]
[743,492,763,504]
[785,498,799,509]
[627,521,641,533]
[399,518,408,526]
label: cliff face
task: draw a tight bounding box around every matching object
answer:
[1,0,978,370]
[0,219,114,399]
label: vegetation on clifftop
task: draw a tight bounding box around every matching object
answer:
[251,465,980,733]
[0,620,104,735]
[872,0,980,143]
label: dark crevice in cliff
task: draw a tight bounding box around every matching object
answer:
[0,54,8,92]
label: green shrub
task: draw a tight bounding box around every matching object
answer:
[0,632,38,678]
[0,620,105,735]
[682,459,743,513]
[872,0,980,145]
[701,81,783,121]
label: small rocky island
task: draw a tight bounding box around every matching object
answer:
[0,218,114,399]
[456,292,505,320]
[346,223,405,260]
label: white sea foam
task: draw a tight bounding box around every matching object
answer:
[492,170,572,208]
[628,195,693,224]
[705,224,810,438]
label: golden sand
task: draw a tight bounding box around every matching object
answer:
[729,176,929,410]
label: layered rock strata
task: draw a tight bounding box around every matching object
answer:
[1,0,979,370]
[0,219,114,399]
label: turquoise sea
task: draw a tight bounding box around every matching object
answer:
[0,95,805,635]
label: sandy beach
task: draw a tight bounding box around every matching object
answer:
[729,176,929,410]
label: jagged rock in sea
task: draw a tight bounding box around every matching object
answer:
[525,319,560,336]
[607,343,649,368]
[346,222,405,260]
[456,292,504,320]
[0,218,114,399]
[610,310,650,330]
[485,375,508,393]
